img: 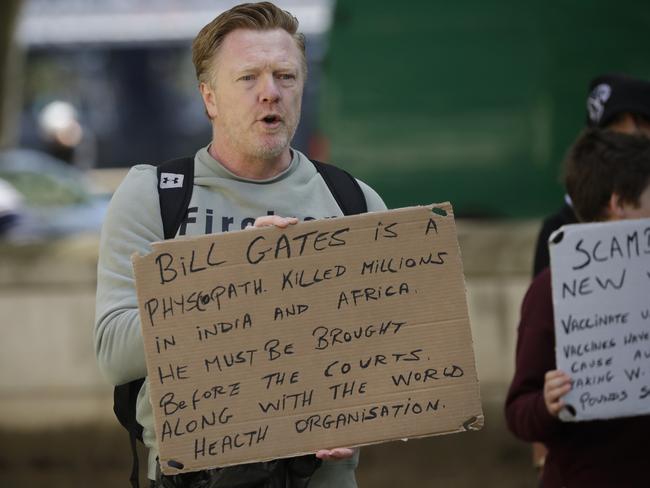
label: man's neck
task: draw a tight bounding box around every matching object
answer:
[208,144,292,180]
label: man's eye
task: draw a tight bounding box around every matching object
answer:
[239,74,255,81]
[278,73,296,80]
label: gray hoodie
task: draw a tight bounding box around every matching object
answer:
[94,146,386,483]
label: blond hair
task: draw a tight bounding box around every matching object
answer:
[192,2,306,85]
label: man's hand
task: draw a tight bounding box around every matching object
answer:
[543,369,572,417]
[315,448,356,461]
[247,216,298,229]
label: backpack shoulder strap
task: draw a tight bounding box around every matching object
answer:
[113,378,145,488]
[310,159,367,216]
[156,156,195,239]
[113,157,194,488]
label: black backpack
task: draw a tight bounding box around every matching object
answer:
[113,156,368,487]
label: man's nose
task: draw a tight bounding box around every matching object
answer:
[259,75,281,104]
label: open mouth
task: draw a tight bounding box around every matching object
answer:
[261,115,281,124]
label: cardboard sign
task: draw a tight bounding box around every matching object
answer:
[550,218,650,422]
[132,203,483,474]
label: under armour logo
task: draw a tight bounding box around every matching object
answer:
[587,83,612,125]
[160,172,184,189]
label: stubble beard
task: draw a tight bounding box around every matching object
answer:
[251,130,290,159]
[243,117,299,161]
[214,100,301,164]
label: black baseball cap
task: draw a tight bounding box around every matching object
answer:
[586,73,650,127]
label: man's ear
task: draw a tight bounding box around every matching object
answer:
[199,82,218,119]
[607,193,626,220]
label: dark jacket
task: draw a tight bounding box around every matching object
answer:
[532,203,578,278]
[505,268,650,487]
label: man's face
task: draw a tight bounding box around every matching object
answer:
[608,113,650,138]
[201,28,304,163]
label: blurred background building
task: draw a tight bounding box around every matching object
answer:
[15,0,330,167]
[0,0,649,486]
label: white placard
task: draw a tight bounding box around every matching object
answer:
[550,218,650,421]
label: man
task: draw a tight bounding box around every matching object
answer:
[506,129,650,487]
[94,3,386,487]
[528,73,650,475]
[532,73,650,277]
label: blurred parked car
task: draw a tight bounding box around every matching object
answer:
[0,178,23,236]
[0,148,109,241]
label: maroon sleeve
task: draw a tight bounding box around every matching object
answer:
[504,268,564,442]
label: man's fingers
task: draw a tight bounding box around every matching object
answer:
[547,398,565,416]
[328,448,354,459]
[546,382,571,402]
[544,370,571,391]
[544,369,568,382]
[544,369,572,416]
[545,376,571,393]
[545,391,566,415]
[249,215,299,229]
[315,450,332,460]
[315,448,355,460]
